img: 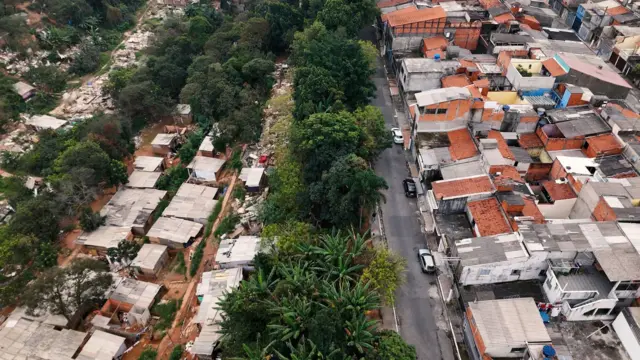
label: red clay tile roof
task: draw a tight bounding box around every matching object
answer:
[585,133,623,153]
[522,197,545,224]
[494,13,516,23]
[542,58,567,77]
[518,132,543,149]
[383,6,447,27]
[607,6,630,16]
[447,128,478,160]
[423,36,448,50]
[467,198,512,236]
[487,130,515,160]
[473,78,490,88]
[442,74,472,88]
[377,0,412,8]
[432,175,494,200]
[542,180,577,201]
[425,49,445,60]
[466,85,483,99]
[489,165,522,182]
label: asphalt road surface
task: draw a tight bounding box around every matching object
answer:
[363,25,455,360]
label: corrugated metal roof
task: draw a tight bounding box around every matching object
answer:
[469,298,551,350]
[147,217,203,245]
[76,330,126,360]
[151,133,177,146]
[127,170,161,189]
[134,156,163,172]
[131,244,168,271]
[415,87,471,107]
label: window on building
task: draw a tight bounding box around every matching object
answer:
[539,269,547,277]
[423,108,439,114]
[511,347,527,353]
[595,308,611,316]
[478,269,491,276]
[583,309,595,316]
[617,282,640,291]
[511,269,521,276]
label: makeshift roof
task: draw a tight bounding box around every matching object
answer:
[76,330,126,360]
[26,115,67,130]
[239,167,266,188]
[191,268,243,356]
[455,233,527,265]
[109,277,161,310]
[198,136,214,152]
[432,175,494,200]
[151,133,177,146]
[215,236,261,267]
[175,183,218,199]
[134,156,164,172]
[131,243,168,271]
[163,194,217,224]
[382,5,446,27]
[127,170,161,189]
[467,198,512,236]
[77,226,131,249]
[147,216,203,244]
[415,87,471,107]
[585,133,623,153]
[174,103,191,115]
[0,318,87,360]
[101,188,167,229]
[558,53,632,89]
[12,81,35,96]
[554,116,610,138]
[187,156,226,182]
[402,58,460,73]
[469,298,551,350]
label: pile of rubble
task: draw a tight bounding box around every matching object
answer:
[50,73,114,119]
[111,30,154,68]
[0,46,77,76]
[255,62,292,158]
[0,124,35,154]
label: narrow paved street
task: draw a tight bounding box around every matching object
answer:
[368,37,455,359]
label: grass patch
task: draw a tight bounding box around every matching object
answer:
[169,346,183,360]
[153,198,170,221]
[151,300,179,331]
[204,200,223,239]
[96,52,112,75]
[227,147,243,171]
[139,347,158,360]
[189,240,205,277]
[173,252,186,275]
[156,166,189,195]
[233,186,246,202]
[214,213,240,238]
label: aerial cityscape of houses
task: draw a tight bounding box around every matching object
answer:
[378,0,640,358]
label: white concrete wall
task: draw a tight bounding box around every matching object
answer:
[459,255,547,286]
[562,298,618,321]
[416,119,467,132]
[543,268,598,305]
[613,312,640,360]
[539,198,577,219]
[506,63,556,91]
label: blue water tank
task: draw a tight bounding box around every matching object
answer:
[434,53,441,61]
[542,345,556,357]
[502,105,511,112]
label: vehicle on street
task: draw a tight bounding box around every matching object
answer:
[417,249,436,273]
[403,178,417,197]
[391,127,404,144]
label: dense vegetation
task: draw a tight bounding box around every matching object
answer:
[218,232,414,359]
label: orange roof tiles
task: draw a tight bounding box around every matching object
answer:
[542,180,577,201]
[494,13,516,23]
[383,6,446,27]
[585,133,623,153]
[423,36,448,50]
[473,78,490,88]
[466,85,483,99]
[607,103,640,118]
[489,165,523,182]
[442,74,472,88]
[432,175,494,200]
[522,197,545,224]
[377,0,411,8]
[447,128,478,160]
[467,198,512,236]
[518,133,543,149]
[425,49,445,59]
[542,58,567,77]
[487,130,515,160]
[607,6,630,15]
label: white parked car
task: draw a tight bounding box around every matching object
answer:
[417,249,436,274]
[391,128,404,144]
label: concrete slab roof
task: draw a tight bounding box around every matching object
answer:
[131,243,168,271]
[151,133,177,146]
[215,236,261,267]
[26,115,68,130]
[76,330,126,360]
[147,216,203,244]
[455,232,528,265]
[133,156,164,172]
[126,170,162,189]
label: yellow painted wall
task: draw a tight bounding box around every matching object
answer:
[486,91,528,105]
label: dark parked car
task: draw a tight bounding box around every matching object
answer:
[403,178,417,197]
